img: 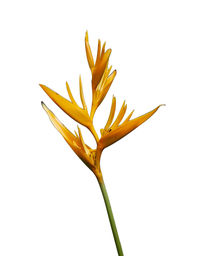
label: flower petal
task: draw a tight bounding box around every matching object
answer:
[96,39,101,65]
[79,75,87,110]
[98,105,163,149]
[41,102,94,170]
[92,49,111,91]
[66,82,78,107]
[97,69,117,107]
[110,101,127,130]
[77,126,91,155]
[121,110,135,125]
[104,96,116,131]
[40,84,92,128]
[85,31,94,70]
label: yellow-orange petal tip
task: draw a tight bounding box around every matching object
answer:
[85,31,88,40]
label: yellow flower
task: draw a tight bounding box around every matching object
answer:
[98,97,164,150]
[40,32,164,255]
[40,31,163,182]
[39,79,99,142]
[85,31,116,119]
[41,102,96,171]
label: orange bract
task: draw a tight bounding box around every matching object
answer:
[40,32,163,182]
[98,104,164,150]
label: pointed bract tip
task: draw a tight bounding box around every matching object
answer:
[85,30,88,41]
[39,84,48,91]
[106,49,112,56]
[159,104,166,107]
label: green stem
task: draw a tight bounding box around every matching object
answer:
[98,179,124,256]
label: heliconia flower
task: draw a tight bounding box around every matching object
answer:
[85,31,111,91]
[39,83,90,126]
[98,98,164,151]
[90,66,117,119]
[39,81,99,142]
[41,102,96,172]
[85,31,116,119]
[40,32,164,255]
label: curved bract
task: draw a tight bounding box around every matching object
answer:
[40,32,163,182]
[98,104,164,150]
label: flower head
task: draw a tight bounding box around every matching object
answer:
[40,32,163,182]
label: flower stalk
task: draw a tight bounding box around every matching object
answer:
[98,178,124,256]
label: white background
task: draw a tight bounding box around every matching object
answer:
[0,0,200,255]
